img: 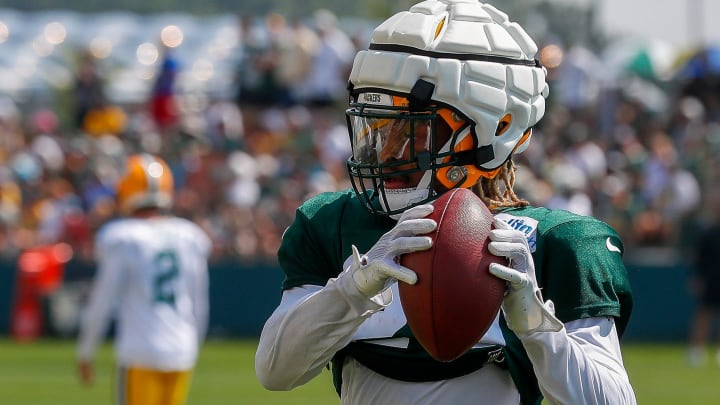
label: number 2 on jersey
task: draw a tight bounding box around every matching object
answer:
[153,250,179,307]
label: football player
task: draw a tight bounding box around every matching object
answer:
[256,1,636,404]
[76,154,211,405]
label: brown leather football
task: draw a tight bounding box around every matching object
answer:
[399,187,506,362]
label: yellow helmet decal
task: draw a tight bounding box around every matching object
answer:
[434,17,446,40]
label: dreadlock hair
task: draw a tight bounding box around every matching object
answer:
[473,159,528,212]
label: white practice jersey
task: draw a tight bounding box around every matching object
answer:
[77,216,211,371]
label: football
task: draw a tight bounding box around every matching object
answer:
[398,187,506,362]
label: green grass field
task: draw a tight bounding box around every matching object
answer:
[0,339,718,404]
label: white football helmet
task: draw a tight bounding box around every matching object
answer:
[346,0,549,216]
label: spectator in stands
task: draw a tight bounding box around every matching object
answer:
[0,8,717,273]
[73,51,107,131]
[291,9,355,108]
[150,46,181,136]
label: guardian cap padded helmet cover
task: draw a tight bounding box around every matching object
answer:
[346,0,548,215]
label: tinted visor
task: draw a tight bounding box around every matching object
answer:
[349,113,433,167]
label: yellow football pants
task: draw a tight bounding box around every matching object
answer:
[116,366,193,405]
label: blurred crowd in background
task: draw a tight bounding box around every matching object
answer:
[0,7,719,266]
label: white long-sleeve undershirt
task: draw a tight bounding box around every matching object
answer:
[255,274,636,405]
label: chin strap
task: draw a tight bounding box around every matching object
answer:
[381,168,434,219]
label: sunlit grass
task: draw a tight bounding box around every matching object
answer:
[0,339,718,404]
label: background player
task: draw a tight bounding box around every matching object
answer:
[76,153,211,405]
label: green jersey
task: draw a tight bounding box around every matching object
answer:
[278,189,633,404]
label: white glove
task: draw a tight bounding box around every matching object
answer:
[348,204,436,297]
[488,218,563,334]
